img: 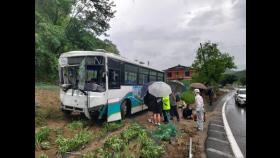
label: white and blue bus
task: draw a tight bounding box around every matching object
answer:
[58,50,165,122]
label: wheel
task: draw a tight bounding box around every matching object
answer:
[121,100,131,119]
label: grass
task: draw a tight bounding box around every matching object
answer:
[55,129,93,154]
[35,127,51,150]
[67,120,87,132]
[35,106,63,127]
[35,82,59,91]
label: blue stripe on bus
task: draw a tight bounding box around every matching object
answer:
[108,102,121,116]
[123,92,143,107]
[107,92,144,116]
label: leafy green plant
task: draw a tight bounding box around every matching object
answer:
[55,129,92,153]
[35,127,51,150]
[140,144,165,158]
[38,153,48,158]
[83,123,164,158]
[153,124,177,141]
[40,141,51,150]
[104,135,125,152]
[67,120,86,131]
[140,136,165,158]
[103,121,124,132]
[83,148,112,158]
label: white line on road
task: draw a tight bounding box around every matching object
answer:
[206,148,234,158]
[208,137,229,144]
[222,94,245,158]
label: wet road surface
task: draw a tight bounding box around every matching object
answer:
[225,94,246,157]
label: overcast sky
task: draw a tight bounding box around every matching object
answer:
[101,0,246,71]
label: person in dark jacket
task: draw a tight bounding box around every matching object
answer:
[183,104,193,120]
[170,91,180,122]
[153,97,163,126]
[144,92,156,124]
[207,88,214,106]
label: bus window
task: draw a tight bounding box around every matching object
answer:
[125,71,137,84]
[149,70,157,82]
[157,72,164,81]
[109,69,121,89]
[124,64,138,85]
[138,67,149,84]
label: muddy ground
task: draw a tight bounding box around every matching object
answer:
[35,86,225,158]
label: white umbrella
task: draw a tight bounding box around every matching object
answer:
[148,81,172,97]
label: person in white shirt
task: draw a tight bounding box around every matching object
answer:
[194,89,204,131]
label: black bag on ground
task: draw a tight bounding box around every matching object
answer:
[182,107,192,119]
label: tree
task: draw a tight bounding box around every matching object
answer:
[220,74,238,86]
[192,42,236,86]
[68,0,116,36]
[239,77,246,86]
[35,0,119,83]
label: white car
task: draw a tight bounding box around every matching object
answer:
[235,88,246,106]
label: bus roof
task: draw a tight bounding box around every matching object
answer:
[60,51,164,73]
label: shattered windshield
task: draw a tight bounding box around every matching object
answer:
[60,56,106,92]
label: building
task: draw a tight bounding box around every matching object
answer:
[164,64,194,81]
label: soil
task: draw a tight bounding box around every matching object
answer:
[35,86,224,158]
[35,88,60,109]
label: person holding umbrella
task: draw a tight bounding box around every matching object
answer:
[153,97,163,126]
[194,89,205,131]
[147,81,172,124]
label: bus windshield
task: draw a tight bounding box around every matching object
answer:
[60,56,106,92]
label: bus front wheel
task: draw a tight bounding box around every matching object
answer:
[121,100,131,119]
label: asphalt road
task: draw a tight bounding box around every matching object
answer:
[225,94,246,157]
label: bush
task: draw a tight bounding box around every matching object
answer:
[181,90,195,104]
